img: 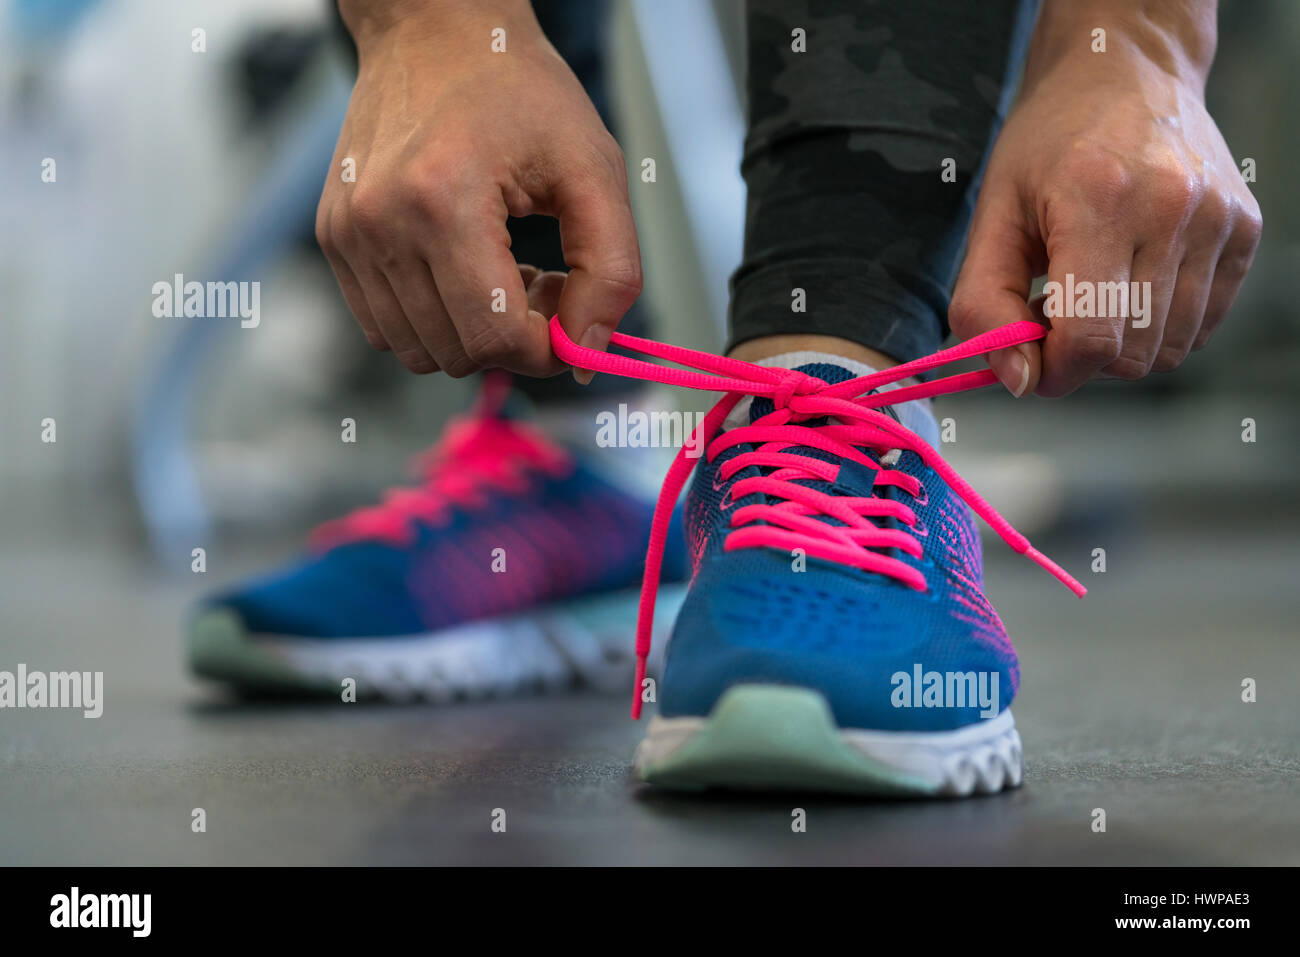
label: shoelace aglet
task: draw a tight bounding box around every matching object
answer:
[630,656,648,720]
[1024,546,1088,597]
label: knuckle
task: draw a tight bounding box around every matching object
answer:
[314,206,334,253]
[586,257,643,314]
[373,243,401,271]
[1219,248,1255,282]
[603,258,643,299]
[442,351,481,379]
[349,186,390,239]
[1066,321,1124,366]
[461,322,522,366]
[1105,355,1150,380]
[405,157,474,226]
[1152,346,1188,372]
[948,295,981,338]
[393,347,438,374]
[406,174,455,224]
[1149,162,1202,215]
[1059,143,1132,207]
[600,131,626,163]
[1035,377,1074,399]
[1235,204,1264,250]
[600,138,629,182]
[573,131,625,180]
[1196,189,1233,236]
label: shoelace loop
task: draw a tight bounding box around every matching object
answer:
[551,316,1086,720]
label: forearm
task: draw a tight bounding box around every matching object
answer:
[1025,0,1218,93]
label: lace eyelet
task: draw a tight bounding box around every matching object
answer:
[911,518,928,538]
[913,487,929,507]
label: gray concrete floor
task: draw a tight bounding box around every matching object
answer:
[1,500,1297,866]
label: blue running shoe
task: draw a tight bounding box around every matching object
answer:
[546,318,1085,797]
[188,376,686,700]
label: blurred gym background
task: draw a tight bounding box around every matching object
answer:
[2,0,1296,556]
[1,0,1296,864]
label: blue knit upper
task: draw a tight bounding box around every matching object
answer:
[204,461,686,639]
[659,363,1016,732]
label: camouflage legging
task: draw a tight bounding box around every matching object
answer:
[731,0,1040,362]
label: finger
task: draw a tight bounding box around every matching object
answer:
[317,213,389,350]
[526,270,566,320]
[949,176,1044,397]
[353,260,439,373]
[381,258,472,374]
[424,191,558,377]
[1100,241,1177,380]
[1196,262,1245,351]
[1152,252,1215,372]
[1194,204,1262,350]
[1152,186,1232,367]
[553,159,643,384]
[330,198,438,371]
[517,263,542,288]
[1035,216,1133,397]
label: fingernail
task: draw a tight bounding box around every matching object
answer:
[992,348,1030,398]
[571,324,612,386]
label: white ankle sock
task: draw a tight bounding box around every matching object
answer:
[723,350,940,449]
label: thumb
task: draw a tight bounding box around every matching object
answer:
[553,166,643,384]
[949,188,1043,397]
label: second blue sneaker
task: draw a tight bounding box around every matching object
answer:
[187,377,685,701]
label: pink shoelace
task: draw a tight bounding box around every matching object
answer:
[310,371,572,550]
[548,316,1086,719]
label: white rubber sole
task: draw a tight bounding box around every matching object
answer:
[188,585,684,701]
[635,684,1023,797]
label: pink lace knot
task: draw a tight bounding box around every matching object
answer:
[771,369,823,410]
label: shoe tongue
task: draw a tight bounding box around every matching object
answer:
[736,362,880,501]
[718,352,941,528]
[793,360,858,385]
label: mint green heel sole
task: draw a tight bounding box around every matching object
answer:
[187,610,336,692]
[635,685,1022,797]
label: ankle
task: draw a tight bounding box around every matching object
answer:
[728,335,901,371]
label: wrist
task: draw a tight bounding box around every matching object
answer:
[1026,0,1217,95]
[339,0,541,53]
